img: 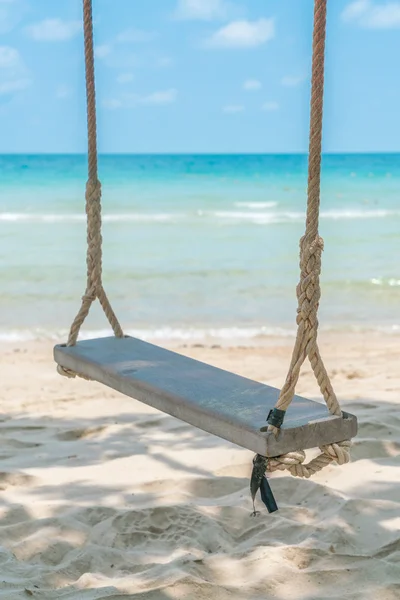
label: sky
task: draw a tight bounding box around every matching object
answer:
[0,0,400,153]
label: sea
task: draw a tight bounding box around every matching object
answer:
[0,153,399,344]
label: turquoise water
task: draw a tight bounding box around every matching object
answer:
[0,154,399,342]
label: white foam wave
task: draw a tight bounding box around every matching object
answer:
[0,326,296,343]
[211,208,400,224]
[1,208,399,225]
[211,211,282,223]
[234,201,278,209]
[320,209,400,220]
[0,212,179,223]
[0,323,400,345]
[370,278,400,287]
[2,323,400,344]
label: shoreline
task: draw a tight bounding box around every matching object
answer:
[3,330,400,404]
[1,323,400,345]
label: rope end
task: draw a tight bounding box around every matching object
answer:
[56,364,92,381]
[57,364,76,378]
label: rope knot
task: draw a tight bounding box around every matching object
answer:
[266,440,352,480]
[295,234,324,331]
[85,178,101,203]
[57,364,92,381]
[82,290,97,303]
[320,440,351,465]
[57,364,76,378]
[267,450,306,472]
[299,234,324,271]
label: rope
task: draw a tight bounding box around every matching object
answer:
[266,440,352,478]
[58,0,123,378]
[265,0,351,475]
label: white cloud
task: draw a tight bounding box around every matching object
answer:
[205,18,274,49]
[0,45,19,68]
[174,0,229,20]
[0,0,25,34]
[116,28,156,43]
[103,88,178,109]
[142,88,177,105]
[116,72,134,84]
[223,104,244,113]
[101,51,139,70]
[103,98,122,110]
[25,18,81,41]
[342,0,370,21]
[157,56,174,68]
[281,75,303,87]
[0,45,31,97]
[56,84,72,99]
[94,44,112,59]
[243,78,261,91]
[342,0,400,28]
[0,0,14,33]
[0,77,30,96]
[262,101,279,111]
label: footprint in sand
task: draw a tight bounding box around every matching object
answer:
[187,477,247,499]
[351,439,400,460]
[139,476,247,499]
[1,425,45,433]
[100,506,232,554]
[56,425,107,441]
[358,421,397,438]
[345,370,365,380]
[1,439,41,450]
[0,471,37,490]
[135,418,168,429]
[345,402,377,411]
[283,546,325,570]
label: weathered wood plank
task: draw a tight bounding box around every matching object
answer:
[54,336,357,457]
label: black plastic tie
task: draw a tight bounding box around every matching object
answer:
[267,408,286,428]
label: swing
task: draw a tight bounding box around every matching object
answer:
[54,0,357,512]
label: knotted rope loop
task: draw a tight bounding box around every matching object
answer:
[266,440,351,479]
[57,364,92,380]
[57,0,124,378]
[262,0,352,478]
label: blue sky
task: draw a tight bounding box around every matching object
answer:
[0,0,400,153]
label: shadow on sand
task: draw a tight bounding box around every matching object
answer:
[0,396,399,599]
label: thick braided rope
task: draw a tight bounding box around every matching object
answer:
[266,440,352,478]
[266,0,351,475]
[58,0,123,378]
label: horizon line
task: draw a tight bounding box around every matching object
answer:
[1,151,400,156]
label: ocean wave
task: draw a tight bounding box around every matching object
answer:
[320,209,400,220]
[2,323,400,343]
[234,201,278,209]
[0,212,179,223]
[210,208,400,223]
[370,278,400,287]
[1,208,399,225]
[0,326,295,343]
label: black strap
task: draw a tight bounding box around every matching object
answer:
[267,408,286,428]
[250,454,278,515]
[260,473,278,513]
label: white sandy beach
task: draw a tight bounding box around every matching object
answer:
[0,332,399,599]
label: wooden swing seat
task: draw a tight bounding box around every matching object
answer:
[54,336,357,457]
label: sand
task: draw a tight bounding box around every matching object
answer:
[0,332,399,599]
